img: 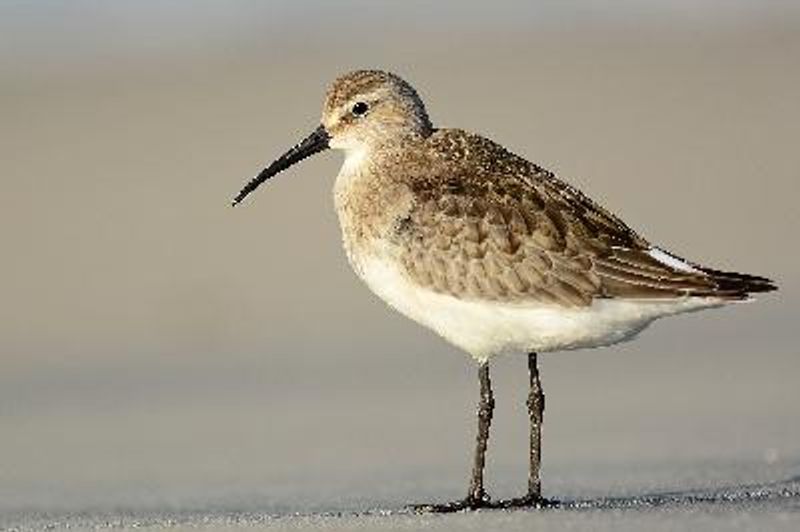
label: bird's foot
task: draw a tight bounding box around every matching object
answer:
[493,494,558,510]
[410,493,493,513]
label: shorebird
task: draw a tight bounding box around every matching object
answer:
[232,70,776,511]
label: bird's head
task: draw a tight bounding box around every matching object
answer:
[232,70,432,206]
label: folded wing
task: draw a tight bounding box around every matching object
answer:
[391,129,776,306]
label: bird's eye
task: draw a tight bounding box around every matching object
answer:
[351,101,369,116]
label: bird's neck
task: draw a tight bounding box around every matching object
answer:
[333,138,412,199]
[333,142,415,268]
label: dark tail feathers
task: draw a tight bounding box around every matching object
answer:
[699,266,778,299]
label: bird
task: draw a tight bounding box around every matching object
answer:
[232,69,776,512]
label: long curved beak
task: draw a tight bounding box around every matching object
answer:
[232,125,330,206]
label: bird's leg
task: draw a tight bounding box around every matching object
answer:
[498,352,553,509]
[468,361,494,504]
[414,361,494,513]
[526,351,544,502]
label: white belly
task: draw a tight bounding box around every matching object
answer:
[354,254,723,362]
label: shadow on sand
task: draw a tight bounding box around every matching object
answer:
[399,475,800,515]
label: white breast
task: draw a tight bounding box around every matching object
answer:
[354,253,723,362]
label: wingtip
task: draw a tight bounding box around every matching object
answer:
[700,267,778,297]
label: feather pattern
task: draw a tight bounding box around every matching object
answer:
[381,129,775,305]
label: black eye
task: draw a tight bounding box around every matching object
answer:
[351,101,369,116]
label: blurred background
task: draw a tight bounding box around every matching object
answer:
[1,0,798,524]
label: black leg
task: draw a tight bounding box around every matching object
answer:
[496,352,553,510]
[412,357,553,513]
[526,352,544,501]
[469,361,494,503]
[413,361,494,513]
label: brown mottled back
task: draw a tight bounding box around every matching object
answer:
[388,129,751,306]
